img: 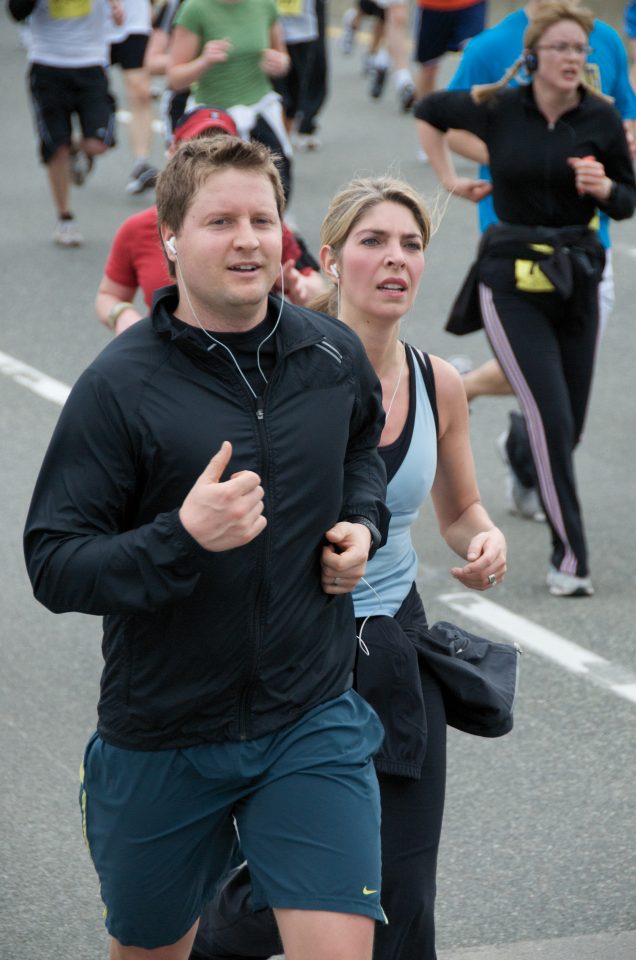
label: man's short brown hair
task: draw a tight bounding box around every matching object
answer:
[156,136,286,239]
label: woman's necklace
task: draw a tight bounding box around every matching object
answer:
[383,342,406,424]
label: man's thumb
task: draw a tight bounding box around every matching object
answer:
[325,523,347,543]
[203,441,232,483]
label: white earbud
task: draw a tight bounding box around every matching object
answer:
[166,237,177,257]
[330,264,339,279]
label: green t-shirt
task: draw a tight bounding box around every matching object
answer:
[175,0,279,109]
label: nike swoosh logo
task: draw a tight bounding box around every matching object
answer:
[362,886,378,895]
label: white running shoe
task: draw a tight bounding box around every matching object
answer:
[53,216,83,247]
[341,8,357,54]
[497,430,546,522]
[292,132,321,152]
[448,355,473,377]
[546,566,594,597]
[70,149,93,186]
[126,161,159,196]
[399,81,416,113]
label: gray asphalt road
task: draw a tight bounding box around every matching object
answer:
[1,7,635,959]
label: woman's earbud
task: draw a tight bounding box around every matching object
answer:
[166,237,177,257]
[330,264,339,279]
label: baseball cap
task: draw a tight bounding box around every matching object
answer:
[172,107,238,145]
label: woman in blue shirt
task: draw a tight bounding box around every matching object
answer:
[190,176,507,960]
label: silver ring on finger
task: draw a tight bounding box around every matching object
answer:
[332,576,341,586]
[487,574,497,587]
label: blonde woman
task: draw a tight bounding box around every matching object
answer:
[415,1,636,596]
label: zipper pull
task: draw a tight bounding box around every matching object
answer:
[256,396,264,420]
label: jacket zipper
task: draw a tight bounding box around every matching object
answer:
[234,335,331,738]
[238,390,268,740]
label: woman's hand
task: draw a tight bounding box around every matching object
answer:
[200,38,232,67]
[445,176,493,203]
[260,47,290,77]
[567,156,612,202]
[450,527,507,591]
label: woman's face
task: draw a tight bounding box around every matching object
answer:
[533,19,589,94]
[336,201,426,322]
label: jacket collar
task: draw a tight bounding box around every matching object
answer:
[151,284,336,358]
[520,80,588,117]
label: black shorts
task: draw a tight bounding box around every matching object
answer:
[359,0,385,19]
[29,62,116,162]
[110,32,149,70]
[415,2,486,65]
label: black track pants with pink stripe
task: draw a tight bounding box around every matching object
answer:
[478,279,599,578]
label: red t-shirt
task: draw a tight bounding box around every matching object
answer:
[104,206,171,309]
[105,206,311,309]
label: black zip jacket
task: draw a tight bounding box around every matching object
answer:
[24,288,389,749]
[415,84,636,225]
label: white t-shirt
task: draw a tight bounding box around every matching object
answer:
[279,0,317,44]
[107,0,151,44]
[28,0,113,67]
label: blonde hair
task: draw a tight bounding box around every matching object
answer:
[309,176,431,317]
[471,1,598,104]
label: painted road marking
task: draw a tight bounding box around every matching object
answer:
[439,591,636,705]
[0,350,70,406]
[2,347,634,706]
[614,242,636,259]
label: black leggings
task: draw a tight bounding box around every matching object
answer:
[479,278,599,577]
[373,663,446,960]
[250,115,292,203]
[192,603,447,960]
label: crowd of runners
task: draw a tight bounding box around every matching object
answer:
[13,1,636,959]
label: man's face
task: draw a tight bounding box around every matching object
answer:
[167,167,283,331]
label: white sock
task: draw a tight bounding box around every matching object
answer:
[372,48,391,70]
[394,68,413,91]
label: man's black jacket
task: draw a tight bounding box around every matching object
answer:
[24,288,389,749]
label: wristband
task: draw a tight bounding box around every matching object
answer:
[346,515,383,560]
[106,301,134,331]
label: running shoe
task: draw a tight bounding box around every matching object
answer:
[53,216,83,247]
[370,65,388,99]
[70,149,93,186]
[126,161,159,195]
[362,52,375,76]
[292,130,321,152]
[448,355,473,377]
[546,565,594,597]
[341,8,357,54]
[399,81,416,113]
[497,429,546,522]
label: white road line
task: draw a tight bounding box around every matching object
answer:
[613,242,636,259]
[439,591,636,705]
[0,350,69,406]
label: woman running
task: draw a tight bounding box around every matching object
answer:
[415,0,636,596]
[190,175,507,960]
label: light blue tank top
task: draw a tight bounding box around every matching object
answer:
[353,344,438,618]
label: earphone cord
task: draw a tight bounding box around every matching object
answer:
[356,576,385,656]
[384,342,406,424]
[177,262,286,401]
